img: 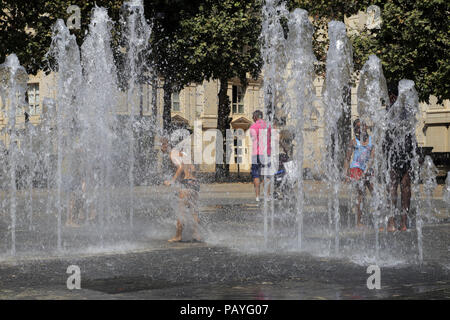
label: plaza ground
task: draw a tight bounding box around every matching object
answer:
[0,182,448,299]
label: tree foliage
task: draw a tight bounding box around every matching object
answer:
[178,0,263,86]
[175,0,263,177]
[289,0,449,103]
[0,0,124,74]
[144,0,204,131]
[288,0,371,76]
[351,0,449,103]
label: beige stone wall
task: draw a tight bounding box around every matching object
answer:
[419,97,450,153]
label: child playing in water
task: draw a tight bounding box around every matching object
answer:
[161,137,201,242]
[344,119,374,228]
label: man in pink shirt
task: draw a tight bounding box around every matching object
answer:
[249,110,271,202]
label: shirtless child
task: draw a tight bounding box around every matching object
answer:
[161,138,201,242]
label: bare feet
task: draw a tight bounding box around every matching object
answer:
[168,236,182,243]
[387,225,397,232]
[383,218,396,232]
[356,223,366,228]
[65,221,80,227]
[192,233,203,242]
[378,226,396,232]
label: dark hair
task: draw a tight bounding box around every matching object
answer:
[160,137,173,149]
[253,110,263,120]
[353,118,360,129]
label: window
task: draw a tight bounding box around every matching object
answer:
[232,85,244,114]
[172,91,180,112]
[234,137,243,164]
[27,83,40,115]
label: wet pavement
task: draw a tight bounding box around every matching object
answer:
[0,182,449,299]
[0,237,449,300]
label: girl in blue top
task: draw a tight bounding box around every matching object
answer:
[344,119,374,228]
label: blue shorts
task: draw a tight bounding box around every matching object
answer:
[251,155,270,179]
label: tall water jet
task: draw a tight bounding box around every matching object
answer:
[356,54,389,261]
[23,117,37,231]
[80,6,119,242]
[444,173,450,206]
[260,0,289,246]
[285,8,316,249]
[357,55,389,125]
[322,21,353,255]
[419,155,438,261]
[0,54,29,255]
[47,19,83,251]
[41,98,56,219]
[384,79,420,261]
[119,0,151,227]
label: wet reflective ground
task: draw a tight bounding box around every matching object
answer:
[0,236,448,299]
[0,183,448,299]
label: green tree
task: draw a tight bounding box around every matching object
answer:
[178,0,263,179]
[1,0,53,74]
[144,0,204,132]
[289,0,449,102]
[288,0,370,76]
[0,0,124,75]
[351,0,449,103]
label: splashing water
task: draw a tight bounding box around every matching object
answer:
[47,19,84,251]
[260,0,289,246]
[80,6,120,244]
[356,54,389,262]
[0,0,441,268]
[0,2,157,257]
[322,21,353,255]
[119,0,152,227]
[384,79,421,261]
[285,8,316,249]
[0,54,28,255]
[444,172,450,206]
